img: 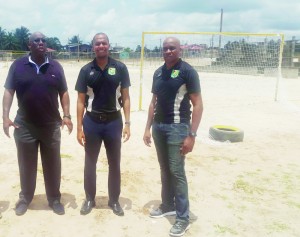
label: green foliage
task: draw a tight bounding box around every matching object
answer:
[216,39,280,68]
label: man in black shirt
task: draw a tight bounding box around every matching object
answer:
[75,33,131,216]
[143,36,203,236]
[2,31,73,216]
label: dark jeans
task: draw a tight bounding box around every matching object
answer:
[152,122,190,221]
[13,119,61,205]
[83,114,123,203]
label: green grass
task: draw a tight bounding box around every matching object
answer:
[214,224,238,235]
[61,153,72,159]
[266,222,290,233]
[233,179,264,194]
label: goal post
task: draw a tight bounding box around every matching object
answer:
[138,31,285,111]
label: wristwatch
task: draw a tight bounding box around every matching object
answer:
[63,115,72,120]
[189,131,197,137]
[125,121,131,126]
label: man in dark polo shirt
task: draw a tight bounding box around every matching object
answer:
[143,37,203,236]
[2,32,73,216]
[75,32,131,216]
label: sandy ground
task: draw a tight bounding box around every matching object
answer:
[0,61,300,237]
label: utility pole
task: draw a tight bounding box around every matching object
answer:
[77,34,80,62]
[219,8,223,49]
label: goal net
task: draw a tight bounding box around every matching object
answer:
[137,32,284,111]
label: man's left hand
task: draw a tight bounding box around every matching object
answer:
[180,136,195,156]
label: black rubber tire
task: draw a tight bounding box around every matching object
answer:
[209,125,244,142]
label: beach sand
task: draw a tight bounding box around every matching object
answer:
[0,61,299,237]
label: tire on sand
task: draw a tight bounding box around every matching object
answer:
[209,125,244,142]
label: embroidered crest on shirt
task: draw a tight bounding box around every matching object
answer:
[171,69,179,78]
[108,67,116,75]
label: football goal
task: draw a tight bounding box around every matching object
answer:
[138,32,284,111]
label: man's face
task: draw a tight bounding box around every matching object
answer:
[93,34,110,58]
[28,33,47,55]
[162,38,181,65]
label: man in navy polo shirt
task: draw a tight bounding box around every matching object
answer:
[2,32,73,216]
[75,32,131,216]
[143,37,203,236]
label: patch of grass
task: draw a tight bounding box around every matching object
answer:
[287,201,300,209]
[214,224,238,235]
[211,156,238,164]
[61,153,72,159]
[212,193,228,201]
[233,179,264,194]
[266,222,290,233]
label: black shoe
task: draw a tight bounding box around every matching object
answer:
[15,199,28,216]
[49,200,65,215]
[80,200,95,215]
[108,201,124,216]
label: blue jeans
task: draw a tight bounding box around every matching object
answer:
[152,122,190,221]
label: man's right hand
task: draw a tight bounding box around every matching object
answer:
[77,129,86,146]
[143,130,152,147]
[3,118,19,138]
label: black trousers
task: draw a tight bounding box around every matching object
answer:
[83,114,123,203]
[13,120,62,205]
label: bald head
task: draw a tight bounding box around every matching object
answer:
[92,33,109,45]
[163,37,180,46]
[162,37,181,68]
[29,32,46,43]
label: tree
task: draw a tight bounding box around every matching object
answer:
[15,26,30,51]
[135,45,141,52]
[0,27,7,50]
[68,35,82,45]
[3,32,19,50]
[123,47,132,53]
[46,37,63,51]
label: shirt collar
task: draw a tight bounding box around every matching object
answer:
[163,58,182,71]
[28,55,49,74]
[92,57,115,70]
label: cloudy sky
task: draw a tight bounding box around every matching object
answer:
[1,0,299,49]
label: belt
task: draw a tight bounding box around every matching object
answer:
[86,111,121,122]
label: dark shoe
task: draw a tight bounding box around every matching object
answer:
[169,220,190,236]
[108,201,124,216]
[15,199,28,216]
[49,200,65,215]
[150,204,176,218]
[80,200,95,215]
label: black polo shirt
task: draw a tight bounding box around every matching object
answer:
[75,57,131,113]
[4,55,68,126]
[152,59,201,124]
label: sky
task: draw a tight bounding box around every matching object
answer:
[1,0,300,49]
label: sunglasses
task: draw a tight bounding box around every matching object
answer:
[33,38,46,43]
[162,46,176,52]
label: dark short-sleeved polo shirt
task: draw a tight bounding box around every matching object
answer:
[152,59,201,124]
[75,57,131,113]
[4,55,68,126]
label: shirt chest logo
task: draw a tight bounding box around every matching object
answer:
[108,67,116,75]
[171,69,179,78]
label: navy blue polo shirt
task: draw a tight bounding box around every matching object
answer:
[75,57,131,113]
[152,59,201,124]
[4,55,68,126]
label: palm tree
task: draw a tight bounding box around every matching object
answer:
[3,32,19,50]
[47,37,63,51]
[68,35,82,45]
[0,27,7,50]
[14,26,30,51]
